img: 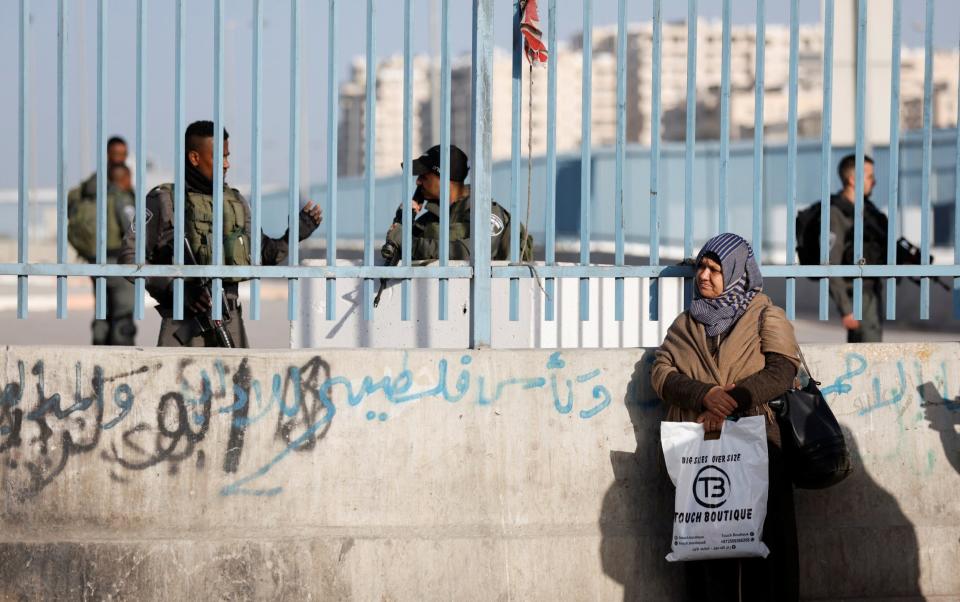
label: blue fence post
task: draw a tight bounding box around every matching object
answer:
[955,21,960,319]
[401,0,414,322]
[887,0,901,321]
[919,0,934,320]
[324,0,337,321]
[173,0,186,321]
[250,0,263,321]
[439,0,451,322]
[751,0,765,259]
[683,0,698,307]
[579,0,593,323]
[56,0,67,320]
[18,0,30,319]
[648,0,662,322]
[211,0,225,321]
[818,0,835,321]
[134,0,147,321]
[614,0,627,322]
[852,0,867,321]
[362,0,376,322]
[785,0,799,320]
[718,0,731,233]
[289,0,303,321]
[95,0,107,321]
[287,0,302,320]
[509,0,522,323]
[470,0,494,348]
[544,0,558,322]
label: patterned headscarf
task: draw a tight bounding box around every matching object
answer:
[689,233,763,337]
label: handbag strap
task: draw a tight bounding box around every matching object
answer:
[762,305,819,386]
[795,344,820,386]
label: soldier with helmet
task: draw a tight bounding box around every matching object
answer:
[382,144,532,264]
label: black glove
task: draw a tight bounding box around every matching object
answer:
[299,202,323,242]
[381,240,400,263]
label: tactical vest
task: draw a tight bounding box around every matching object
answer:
[67,186,128,260]
[107,191,132,251]
[420,206,472,260]
[156,184,251,280]
[420,221,469,242]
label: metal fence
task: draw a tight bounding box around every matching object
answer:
[7,0,960,348]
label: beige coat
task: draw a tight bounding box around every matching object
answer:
[651,293,800,444]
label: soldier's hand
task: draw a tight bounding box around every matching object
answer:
[186,286,212,313]
[296,201,323,241]
[842,313,860,331]
[301,201,323,225]
[412,185,425,213]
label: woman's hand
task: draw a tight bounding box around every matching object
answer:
[696,411,725,433]
[702,383,738,419]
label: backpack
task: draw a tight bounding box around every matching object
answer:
[67,185,99,261]
[797,199,889,271]
[795,202,825,267]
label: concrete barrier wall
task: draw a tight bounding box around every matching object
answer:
[0,343,957,600]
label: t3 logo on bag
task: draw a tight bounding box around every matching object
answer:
[693,465,730,509]
[662,416,770,561]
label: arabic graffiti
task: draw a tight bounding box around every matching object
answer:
[812,350,960,477]
[0,352,613,499]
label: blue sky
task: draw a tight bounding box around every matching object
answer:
[1,0,957,191]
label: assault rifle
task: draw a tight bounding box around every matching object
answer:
[173,241,236,347]
[895,237,950,291]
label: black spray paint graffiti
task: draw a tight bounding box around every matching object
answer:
[274,356,334,452]
[0,360,108,501]
[0,356,332,500]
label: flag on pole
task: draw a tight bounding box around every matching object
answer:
[520,0,548,66]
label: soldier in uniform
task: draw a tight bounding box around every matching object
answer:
[68,136,137,345]
[827,154,888,343]
[381,144,532,263]
[77,136,130,199]
[119,120,322,347]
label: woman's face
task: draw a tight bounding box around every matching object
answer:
[696,256,724,299]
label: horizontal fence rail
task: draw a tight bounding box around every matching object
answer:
[6,0,960,348]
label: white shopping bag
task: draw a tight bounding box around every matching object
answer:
[661,415,770,561]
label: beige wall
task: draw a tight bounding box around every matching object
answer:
[1,343,957,599]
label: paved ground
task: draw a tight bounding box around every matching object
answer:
[1,240,955,347]
[0,277,294,348]
[0,273,954,347]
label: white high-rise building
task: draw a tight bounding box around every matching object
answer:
[338,56,434,178]
[338,20,960,179]
[451,45,619,164]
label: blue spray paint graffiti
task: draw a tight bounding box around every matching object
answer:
[219,351,612,496]
[0,352,613,499]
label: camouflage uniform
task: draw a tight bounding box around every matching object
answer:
[385,191,533,262]
[119,181,319,347]
[74,172,138,346]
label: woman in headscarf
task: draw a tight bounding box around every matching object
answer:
[652,232,801,601]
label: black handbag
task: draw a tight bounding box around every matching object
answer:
[769,348,852,489]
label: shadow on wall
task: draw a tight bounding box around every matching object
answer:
[598,353,927,600]
[598,350,686,601]
[919,381,960,476]
[795,431,921,599]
